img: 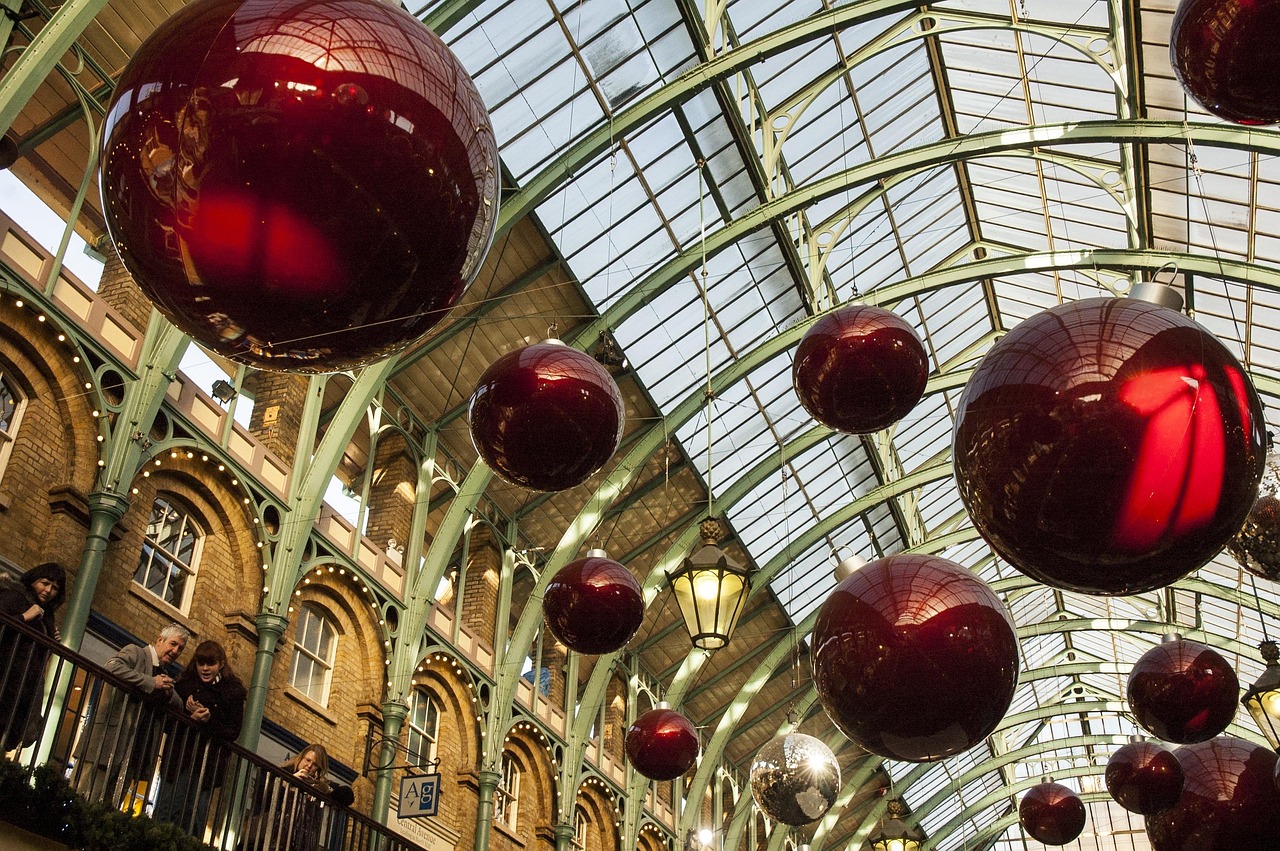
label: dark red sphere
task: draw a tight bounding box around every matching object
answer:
[1127,637,1239,744]
[1106,739,1186,814]
[954,297,1266,595]
[793,304,929,434]
[1019,781,1086,846]
[99,0,498,372]
[1147,737,1280,850]
[1171,0,1280,125]
[625,706,699,781]
[810,554,1019,763]
[469,340,625,491]
[542,552,644,655]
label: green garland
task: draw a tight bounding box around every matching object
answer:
[0,760,213,851]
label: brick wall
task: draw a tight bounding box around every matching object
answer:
[460,523,500,648]
[270,576,389,806]
[95,240,152,333]
[241,371,309,464]
[90,459,262,655]
[365,436,416,553]
[406,656,480,839]
[0,301,101,577]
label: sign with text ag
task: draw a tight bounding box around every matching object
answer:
[398,773,442,819]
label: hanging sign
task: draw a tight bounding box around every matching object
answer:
[398,773,442,819]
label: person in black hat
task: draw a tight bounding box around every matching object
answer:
[0,561,67,752]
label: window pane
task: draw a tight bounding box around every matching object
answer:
[0,376,16,433]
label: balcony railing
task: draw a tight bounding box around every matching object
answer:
[0,614,417,850]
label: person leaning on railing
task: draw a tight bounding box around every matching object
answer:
[71,623,189,803]
[0,562,67,754]
[151,638,246,833]
[242,743,338,851]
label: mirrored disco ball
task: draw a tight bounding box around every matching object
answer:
[749,732,841,826]
[1227,454,1280,582]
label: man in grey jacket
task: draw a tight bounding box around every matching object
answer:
[73,623,189,805]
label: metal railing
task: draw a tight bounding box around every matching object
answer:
[0,614,417,850]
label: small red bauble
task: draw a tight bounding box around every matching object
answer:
[1171,0,1280,125]
[1105,739,1185,814]
[625,705,699,781]
[792,304,928,434]
[542,551,644,655]
[1147,737,1280,850]
[954,297,1266,595]
[99,0,498,371]
[810,554,1019,763]
[1127,637,1239,744]
[1019,781,1086,846]
[469,340,625,491]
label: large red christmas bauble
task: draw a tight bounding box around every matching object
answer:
[1127,636,1239,744]
[810,554,1019,763]
[469,339,625,491]
[1171,0,1280,125]
[542,550,644,655]
[99,0,498,372]
[1019,781,1086,846]
[954,297,1266,595]
[792,304,928,434]
[1147,737,1280,850]
[1105,739,1185,814]
[625,704,699,781]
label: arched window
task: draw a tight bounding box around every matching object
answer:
[133,495,203,613]
[571,808,588,851]
[290,603,338,705]
[494,751,520,831]
[406,687,439,768]
[0,371,25,481]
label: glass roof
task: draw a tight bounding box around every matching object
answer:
[9,0,1280,846]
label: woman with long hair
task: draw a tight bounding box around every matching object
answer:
[0,562,66,752]
[245,743,336,850]
[152,639,246,832]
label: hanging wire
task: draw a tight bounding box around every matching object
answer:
[698,158,715,518]
[1249,572,1272,644]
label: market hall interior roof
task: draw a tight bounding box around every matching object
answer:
[7,0,1280,847]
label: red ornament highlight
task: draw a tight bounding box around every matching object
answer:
[99,0,498,371]
[468,340,625,492]
[810,554,1019,763]
[1019,781,1086,846]
[625,705,699,781]
[1171,0,1280,125]
[1147,737,1280,850]
[1127,637,1239,744]
[792,304,928,434]
[954,297,1265,595]
[542,552,644,655]
[1105,739,1185,815]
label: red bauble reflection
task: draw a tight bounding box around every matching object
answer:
[1019,782,1086,846]
[542,552,644,655]
[99,0,498,372]
[810,554,1019,763]
[954,297,1266,595]
[1127,637,1239,744]
[468,340,625,491]
[625,706,699,781]
[1105,739,1186,814]
[792,305,928,434]
[1147,737,1280,850]
[1171,0,1280,125]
